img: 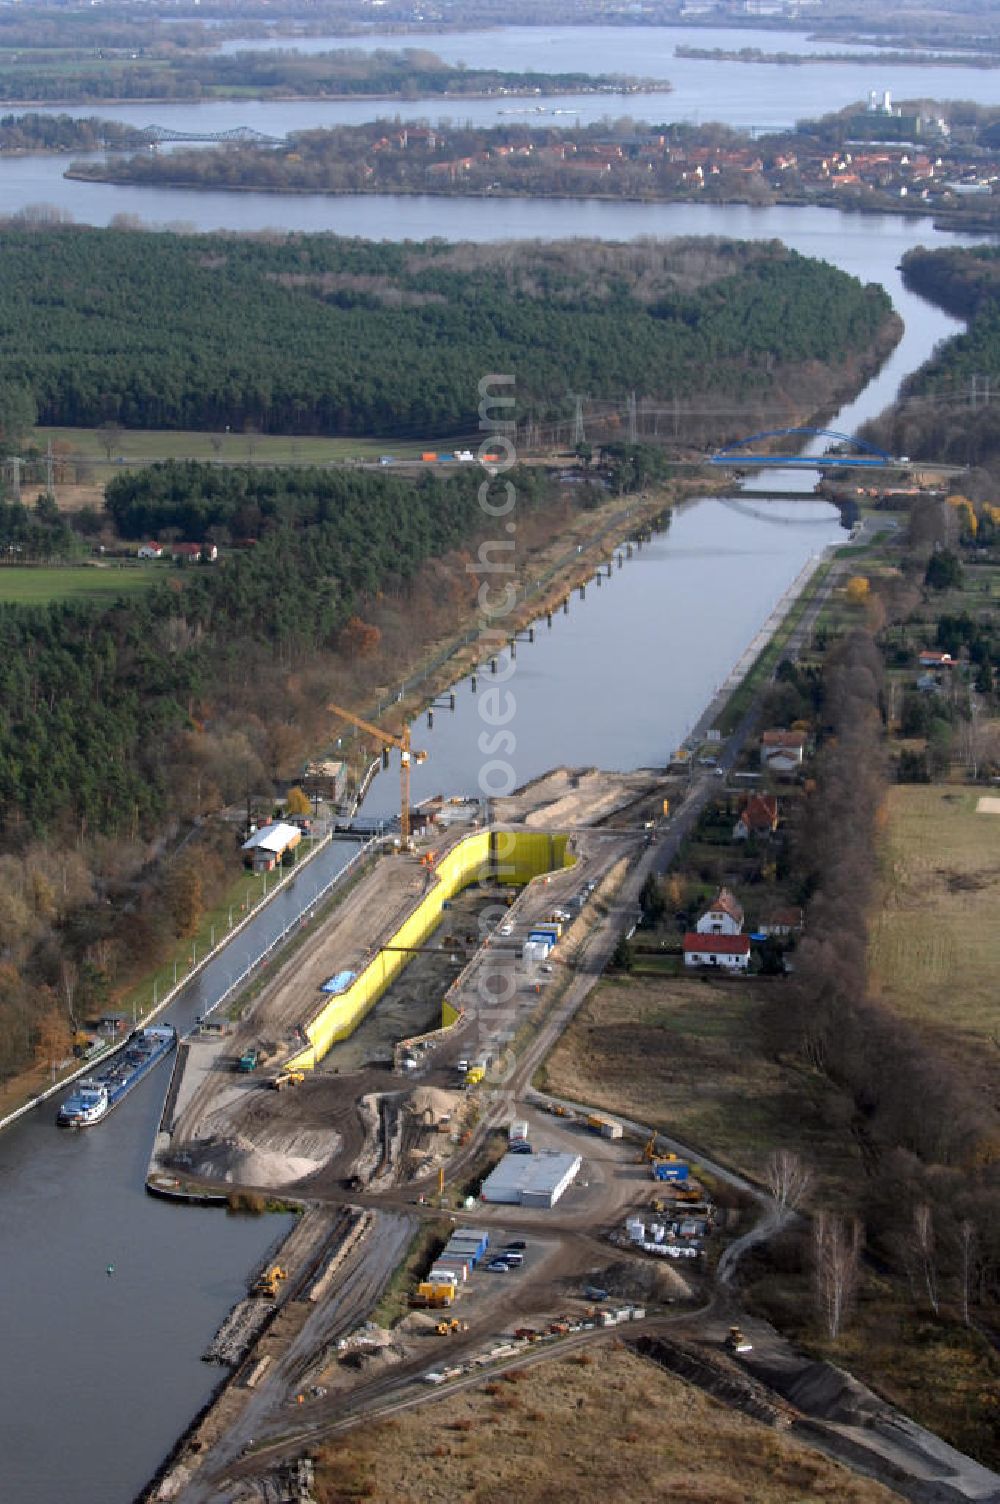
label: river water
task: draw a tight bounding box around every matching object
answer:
[0,24,996,1504]
[11,21,1000,143]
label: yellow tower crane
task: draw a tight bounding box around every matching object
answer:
[328,700,427,851]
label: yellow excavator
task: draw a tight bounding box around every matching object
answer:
[253,1264,288,1299]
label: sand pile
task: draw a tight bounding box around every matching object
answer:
[184,1128,339,1187]
[408,1086,461,1122]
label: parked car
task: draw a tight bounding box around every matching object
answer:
[486,1259,511,1273]
[505,1241,527,1251]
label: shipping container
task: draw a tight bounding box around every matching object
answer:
[652,1161,689,1182]
[527,931,556,949]
[421,452,438,462]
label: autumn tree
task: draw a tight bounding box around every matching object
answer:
[285,785,311,818]
[845,574,870,606]
[165,862,203,939]
[340,616,382,659]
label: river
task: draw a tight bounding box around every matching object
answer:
[5,19,1000,185]
[0,28,995,1501]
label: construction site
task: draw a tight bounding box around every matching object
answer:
[138,756,1000,1504]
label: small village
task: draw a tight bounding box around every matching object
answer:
[350,93,1000,206]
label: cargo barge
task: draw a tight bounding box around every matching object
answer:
[56,1025,177,1128]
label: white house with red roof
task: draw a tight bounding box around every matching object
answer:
[695,887,744,936]
[685,887,750,971]
[760,728,807,775]
[683,932,751,971]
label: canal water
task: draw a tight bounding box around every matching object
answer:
[0,26,996,1502]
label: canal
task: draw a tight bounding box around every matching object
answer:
[0,27,995,1500]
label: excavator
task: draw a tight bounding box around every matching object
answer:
[253,1265,288,1299]
[270,1070,305,1091]
[435,1318,469,1336]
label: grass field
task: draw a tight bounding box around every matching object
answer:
[313,1346,896,1504]
[35,425,441,472]
[0,564,163,605]
[869,784,1000,1044]
[539,975,859,1189]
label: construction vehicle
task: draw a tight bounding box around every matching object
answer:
[252,1265,288,1299]
[237,1046,260,1073]
[724,1325,753,1354]
[271,1069,305,1090]
[328,699,427,850]
[435,1318,468,1335]
[552,1104,572,1118]
[465,1064,485,1086]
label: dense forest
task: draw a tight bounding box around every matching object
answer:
[0,465,549,839]
[0,227,894,438]
[0,460,561,1076]
[861,246,1000,473]
[0,47,660,103]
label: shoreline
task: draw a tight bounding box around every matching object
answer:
[0,83,674,110]
[57,168,998,233]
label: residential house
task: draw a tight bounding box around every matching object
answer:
[757,907,804,938]
[918,650,953,669]
[171,541,218,563]
[137,542,163,560]
[695,887,744,936]
[760,729,807,775]
[683,933,751,971]
[733,794,779,841]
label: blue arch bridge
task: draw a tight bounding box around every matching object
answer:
[709,427,899,469]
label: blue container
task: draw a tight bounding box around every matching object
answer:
[653,1162,689,1182]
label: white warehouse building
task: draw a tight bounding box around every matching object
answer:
[481,1150,582,1209]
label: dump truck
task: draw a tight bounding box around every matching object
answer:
[237,1046,260,1073]
[587,1114,623,1140]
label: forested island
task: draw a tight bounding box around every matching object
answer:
[0,46,664,104]
[64,104,1000,232]
[0,227,894,438]
[674,44,1000,68]
[0,113,149,154]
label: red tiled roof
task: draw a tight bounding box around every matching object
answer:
[683,933,751,956]
[739,794,779,831]
[709,887,744,923]
[761,730,807,748]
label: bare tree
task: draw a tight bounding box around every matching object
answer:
[59,956,79,1032]
[912,1203,940,1315]
[957,1219,977,1327]
[764,1149,813,1213]
[813,1211,862,1340]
